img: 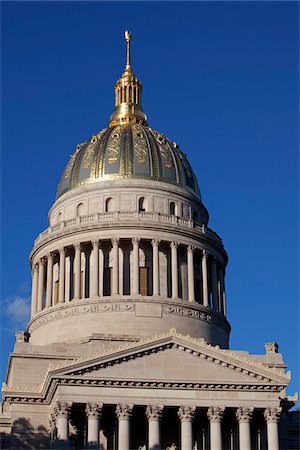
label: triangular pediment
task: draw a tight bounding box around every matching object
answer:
[48,329,289,387]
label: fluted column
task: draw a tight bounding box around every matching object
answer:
[170,241,179,299]
[54,401,72,449]
[45,254,53,308]
[236,407,253,450]
[217,267,223,313]
[132,237,140,295]
[187,246,195,302]
[90,240,99,297]
[86,403,102,449]
[37,258,46,312]
[59,248,66,303]
[264,407,281,450]
[222,272,227,316]
[116,404,132,450]
[74,243,81,300]
[178,406,195,450]
[211,257,218,310]
[207,407,224,450]
[152,239,160,296]
[146,405,163,450]
[112,237,119,295]
[202,250,209,307]
[31,264,39,317]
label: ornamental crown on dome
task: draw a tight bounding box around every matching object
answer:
[56,32,201,199]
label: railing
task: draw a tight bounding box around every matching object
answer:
[34,211,222,247]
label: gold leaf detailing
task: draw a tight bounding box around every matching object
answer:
[175,143,192,177]
[151,129,173,169]
[107,127,122,165]
[132,125,148,164]
[82,129,107,170]
[64,144,83,179]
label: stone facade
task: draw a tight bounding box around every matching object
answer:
[0,34,298,450]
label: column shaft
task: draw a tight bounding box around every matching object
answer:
[239,422,251,450]
[31,265,39,317]
[148,419,160,450]
[267,421,280,450]
[187,246,195,302]
[132,238,140,295]
[59,249,65,303]
[202,251,209,307]
[74,244,81,299]
[118,418,130,450]
[90,241,99,297]
[152,239,160,296]
[210,421,222,450]
[181,420,193,450]
[211,257,218,310]
[37,260,45,312]
[112,238,119,295]
[46,255,53,308]
[171,242,178,299]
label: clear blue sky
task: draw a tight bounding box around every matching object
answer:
[1,2,299,403]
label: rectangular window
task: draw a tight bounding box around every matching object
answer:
[103,267,112,296]
[55,281,59,304]
[139,267,149,296]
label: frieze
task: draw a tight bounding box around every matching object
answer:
[28,302,135,333]
[162,305,230,332]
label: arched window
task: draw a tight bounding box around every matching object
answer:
[76,203,84,216]
[170,202,176,216]
[57,212,62,223]
[105,197,113,213]
[139,197,146,212]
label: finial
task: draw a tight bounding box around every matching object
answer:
[125,30,132,68]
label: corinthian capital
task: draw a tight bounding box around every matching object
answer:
[207,407,224,422]
[151,239,161,247]
[146,405,163,421]
[264,407,281,423]
[116,404,133,419]
[177,405,195,422]
[111,237,120,246]
[187,245,196,253]
[53,401,72,418]
[170,241,179,249]
[236,407,254,423]
[132,237,140,246]
[85,402,102,418]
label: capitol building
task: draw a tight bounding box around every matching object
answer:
[0,33,298,450]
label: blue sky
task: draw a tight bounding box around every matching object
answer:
[1,2,299,403]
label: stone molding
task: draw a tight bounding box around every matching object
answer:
[85,402,102,418]
[177,405,195,422]
[236,407,254,423]
[207,406,225,422]
[264,407,282,423]
[53,401,72,418]
[146,405,163,421]
[116,403,133,418]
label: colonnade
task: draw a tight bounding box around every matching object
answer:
[50,402,281,450]
[31,238,226,318]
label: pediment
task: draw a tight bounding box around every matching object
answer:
[48,329,289,387]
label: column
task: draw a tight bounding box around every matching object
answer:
[86,403,102,449]
[59,248,66,303]
[54,401,72,449]
[90,240,99,297]
[211,257,218,310]
[37,258,46,312]
[264,407,281,450]
[170,241,179,299]
[74,243,81,300]
[65,255,70,302]
[217,267,223,314]
[187,246,195,302]
[146,405,163,450]
[99,243,104,297]
[152,239,160,296]
[178,406,195,450]
[45,253,53,308]
[31,264,39,317]
[202,250,209,307]
[112,237,119,295]
[207,407,224,450]
[116,404,132,450]
[132,237,140,295]
[222,272,227,316]
[236,407,253,450]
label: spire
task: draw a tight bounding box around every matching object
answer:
[109,31,148,127]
